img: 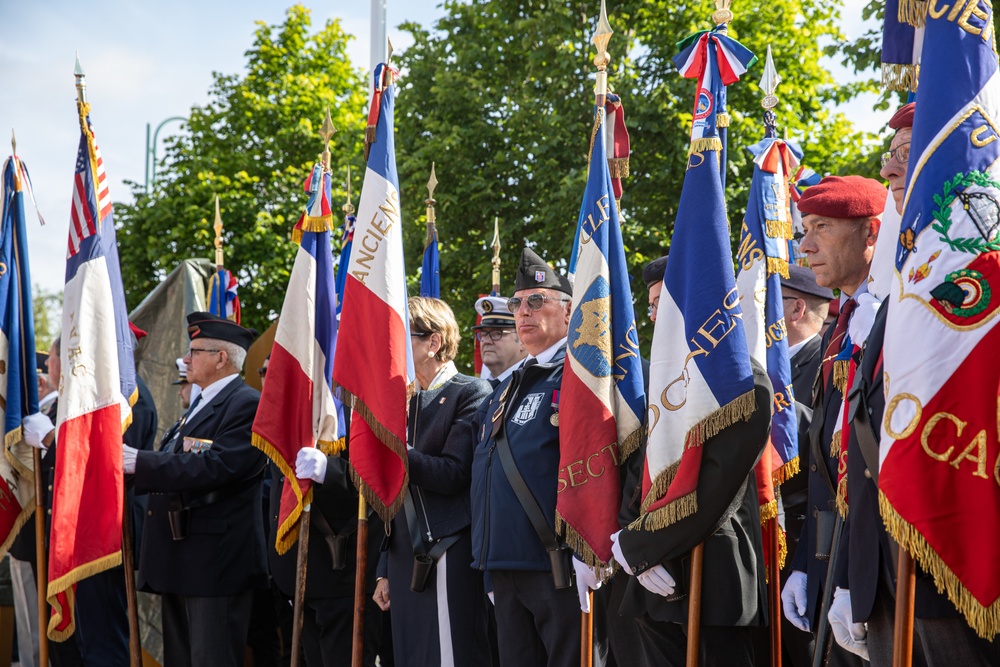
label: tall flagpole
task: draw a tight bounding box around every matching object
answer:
[370,0,387,77]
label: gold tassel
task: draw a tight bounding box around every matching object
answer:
[684,389,757,450]
[831,429,843,459]
[777,526,787,569]
[689,137,724,156]
[716,112,731,128]
[760,498,778,523]
[767,257,790,279]
[363,125,377,162]
[836,475,849,518]
[556,514,608,568]
[833,359,850,395]
[772,456,800,486]
[765,218,794,240]
[631,492,699,531]
[879,491,1000,639]
[47,550,124,640]
[619,426,644,460]
[898,0,928,27]
[608,157,630,179]
[881,63,920,92]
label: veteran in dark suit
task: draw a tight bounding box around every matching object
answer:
[126,312,267,667]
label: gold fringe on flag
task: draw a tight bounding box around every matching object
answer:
[363,125,377,162]
[556,513,607,568]
[684,388,757,450]
[879,491,1000,639]
[767,257,790,279]
[765,218,794,240]
[836,474,849,518]
[689,137,724,156]
[772,455,800,486]
[898,0,929,27]
[830,429,842,459]
[252,432,314,555]
[619,427,644,461]
[716,112,731,128]
[47,550,123,640]
[608,157,630,178]
[882,63,920,92]
[760,498,778,523]
[292,214,334,245]
[833,359,851,395]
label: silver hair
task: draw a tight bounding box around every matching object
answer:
[215,340,247,372]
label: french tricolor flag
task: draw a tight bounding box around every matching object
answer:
[333,64,414,522]
[253,162,344,554]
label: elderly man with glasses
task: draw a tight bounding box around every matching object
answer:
[470,247,583,667]
[473,295,527,387]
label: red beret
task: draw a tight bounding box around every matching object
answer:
[128,322,147,340]
[889,102,915,130]
[797,175,887,219]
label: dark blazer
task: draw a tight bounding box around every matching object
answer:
[617,361,773,627]
[834,303,959,621]
[789,324,844,627]
[134,376,268,597]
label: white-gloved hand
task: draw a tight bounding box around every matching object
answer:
[848,291,881,347]
[829,588,869,660]
[637,564,676,597]
[611,530,631,573]
[573,557,602,612]
[295,448,328,483]
[122,445,138,474]
[22,413,54,450]
[781,570,811,632]
[487,591,494,606]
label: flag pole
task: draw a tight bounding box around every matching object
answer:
[686,543,705,667]
[578,5,613,662]
[351,494,368,667]
[32,448,48,666]
[121,489,142,667]
[212,197,225,317]
[892,550,916,667]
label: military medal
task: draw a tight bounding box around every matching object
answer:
[550,389,560,427]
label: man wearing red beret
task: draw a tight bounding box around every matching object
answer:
[780,172,886,667]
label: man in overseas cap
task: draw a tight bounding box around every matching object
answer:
[781,175,885,666]
[474,294,526,385]
[126,311,267,667]
[470,247,581,667]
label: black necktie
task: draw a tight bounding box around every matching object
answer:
[164,394,202,453]
[523,357,538,369]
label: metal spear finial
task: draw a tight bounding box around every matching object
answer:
[74,51,87,104]
[592,0,614,104]
[11,129,15,156]
[713,0,734,25]
[342,166,355,216]
[425,163,438,247]
[214,196,224,267]
[491,216,501,294]
[760,45,780,135]
[319,106,336,168]
[387,38,394,66]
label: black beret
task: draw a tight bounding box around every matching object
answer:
[781,265,835,300]
[36,351,48,373]
[514,247,572,295]
[642,256,668,288]
[186,312,257,351]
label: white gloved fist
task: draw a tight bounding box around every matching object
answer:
[611,530,631,573]
[295,447,328,483]
[122,445,138,474]
[637,564,676,597]
[573,557,602,613]
[848,291,881,347]
[781,570,811,632]
[829,588,869,660]
[22,413,54,450]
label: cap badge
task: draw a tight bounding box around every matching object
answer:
[535,271,546,283]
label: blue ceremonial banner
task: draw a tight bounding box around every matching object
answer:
[0,155,40,555]
[420,227,439,297]
[639,145,755,527]
[559,100,646,564]
[335,212,354,316]
[880,0,1000,638]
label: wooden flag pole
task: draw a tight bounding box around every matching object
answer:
[351,495,368,667]
[580,590,594,667]
[32,448,49,667]
[121,489,142,667]
[290,508,311,667]
[686,543,705,667]
[769,516,782,667]
[892,550,916,667]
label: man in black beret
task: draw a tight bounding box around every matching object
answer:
[126,312,267,667]
[471,247,582,667]
[642,256,668,323]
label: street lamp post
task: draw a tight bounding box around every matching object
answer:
[145,116,185,194]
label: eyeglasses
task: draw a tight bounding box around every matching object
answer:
[475,329,515,343]
[507,294,570,313]
[187,347,220,356]
[880,142,910,168]
[647,298,660,319]
[410,331,431,338]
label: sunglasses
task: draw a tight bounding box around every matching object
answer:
[506,294,570,313]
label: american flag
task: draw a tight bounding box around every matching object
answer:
[68,116,112,256]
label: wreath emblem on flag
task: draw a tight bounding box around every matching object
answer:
[931,171,1000,254]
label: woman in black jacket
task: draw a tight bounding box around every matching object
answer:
[373,297,492,667]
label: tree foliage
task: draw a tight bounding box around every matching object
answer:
[32,284,62,351]
[116,5,367,334]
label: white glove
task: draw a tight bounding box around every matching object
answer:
[573,557,602,612]
[848,291,881,347]
[295,447,328,483]
[829,588,869,660]
[122,445,138,474]
[781,570,811,632]
[637,564,676,597]
[487,591,494,606]
[22,413,54,450]
[611,530,631,573]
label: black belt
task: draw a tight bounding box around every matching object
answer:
[183,466,265,509]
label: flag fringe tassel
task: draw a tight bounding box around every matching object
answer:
[684,388,757,450]
[619,426,644,461]
[47,550,123,641]
[898,0,928,27]
[689,138,724,156]
[834,359,851,395]
[831,429,843,458]
[772,455,800,486]
[879,491,1000,639]
[765,219,794,241]
[292,215,334,244]
[716,112,731,128]
[251,432,315,555]
[767,257,790,279]
[836,475,849,518]
[882,63,920,92]
[555,513,612,570]
[608,157,630,179]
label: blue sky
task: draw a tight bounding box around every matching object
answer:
[0,0,880,296]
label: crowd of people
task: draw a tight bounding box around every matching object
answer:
[7,100,995,667]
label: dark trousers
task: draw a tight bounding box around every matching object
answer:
[634,615,758,667]
[598,576,644,667]
[75,567,130,667]
[162,589,254,667]
[300,596,352,666]
[491,569,580,667]
[247,583,282,666]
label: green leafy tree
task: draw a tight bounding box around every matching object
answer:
[32,284,62,352]
[116,5,367,334]
[396,0,881,367]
